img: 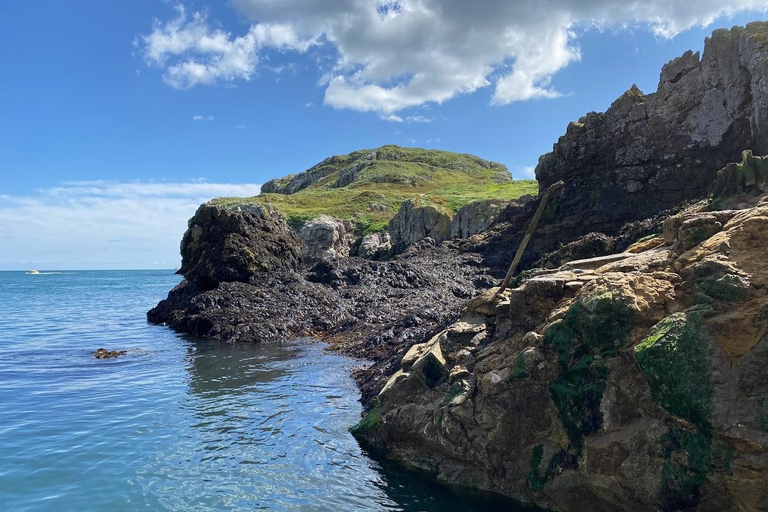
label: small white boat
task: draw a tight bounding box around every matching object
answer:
[27,269,40,275]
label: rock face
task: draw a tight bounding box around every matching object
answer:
[178,203,302,289]
[298,215,351,261]
[535,22,768,236]
[355,200,768,512]
[450,199,508,239]
[389,199,453,253]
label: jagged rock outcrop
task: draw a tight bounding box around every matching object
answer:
[177,203,302,289]
[355,198,768,512]
[298,215,352,261]
[450,199,508,239]
[389,199,453,253]
[535,22,768,237]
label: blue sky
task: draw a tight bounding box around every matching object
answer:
[1,1,766,269]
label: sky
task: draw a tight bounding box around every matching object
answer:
[1,1,767,270]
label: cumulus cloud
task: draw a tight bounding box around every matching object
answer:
[193,114,214,121]
[137,4,313,89]
[138,0,768,112]
[0,181,261,270]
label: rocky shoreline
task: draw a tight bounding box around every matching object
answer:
[148,23,768,512]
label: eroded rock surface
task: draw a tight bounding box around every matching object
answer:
[354,202,768,512]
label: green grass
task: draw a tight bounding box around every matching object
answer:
[212,145,538,233]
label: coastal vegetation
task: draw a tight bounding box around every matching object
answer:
[212,145,537,232]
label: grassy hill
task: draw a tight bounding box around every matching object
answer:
[213,145,537,233]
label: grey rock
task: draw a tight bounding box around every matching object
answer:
[535,23,768,235]
[298,215,351,262]
[450,199,508,239]
[357,232,393,260]
[389,199,452,253]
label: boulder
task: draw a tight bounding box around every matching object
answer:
[179,203,302,289]
[389,199,452,253]
[450,199,507,239]
[357,232,393,260]
[298,215,351,262]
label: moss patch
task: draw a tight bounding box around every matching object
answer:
[543,291,634,447]
[508,352,529,381]
[527,445,572,491]
[351,404,382,434]
[660,428,711,511]
[635,312,712,430]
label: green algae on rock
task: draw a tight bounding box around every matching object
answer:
[635,312,713,430]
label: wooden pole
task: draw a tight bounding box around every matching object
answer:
[496,180,564,295]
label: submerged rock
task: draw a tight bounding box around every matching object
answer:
[94,348,127,359]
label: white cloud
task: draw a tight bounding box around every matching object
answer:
[405,116,432,123]
[139,1,768,113]
[137,4,313,89]
[0,181,261,270]
[235,124,247,129]
[381,113,403,122]
[193,114,214,121]
[305,101,314,107]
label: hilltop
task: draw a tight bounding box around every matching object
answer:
[213,145,536,233]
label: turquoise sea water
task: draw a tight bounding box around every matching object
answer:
[0,270,535,511]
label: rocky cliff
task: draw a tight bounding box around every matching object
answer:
[354,192,768,512]
[535,22,767,236]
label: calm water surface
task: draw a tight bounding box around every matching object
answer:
[0,270,536,511]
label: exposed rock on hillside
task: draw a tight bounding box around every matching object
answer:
[389,199,453,253]
[177,203,302,289]
[298,215,352,261]
[450,199,509,239]
[216,145,534,241]
[535,22,768,238]
[355,199,768,512]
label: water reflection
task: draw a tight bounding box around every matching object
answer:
[170,338,542,512]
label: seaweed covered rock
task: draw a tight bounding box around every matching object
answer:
[713,150,768,205]
[178,203,302,289]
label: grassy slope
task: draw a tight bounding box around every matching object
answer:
[214,145,538,233]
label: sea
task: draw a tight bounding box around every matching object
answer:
[0,270,538,511]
